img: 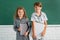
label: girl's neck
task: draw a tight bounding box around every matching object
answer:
[19,16,23,20]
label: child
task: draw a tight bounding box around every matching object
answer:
[14,7,31,40]
[31,2,48,40]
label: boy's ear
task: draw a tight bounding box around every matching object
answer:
[41,7,42,9]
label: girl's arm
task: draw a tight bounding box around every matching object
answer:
[41,21,47,36]
[13,19,20,32]
[24,19,31,36]
[26,21,31,34]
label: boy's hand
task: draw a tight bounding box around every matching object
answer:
[17,27,21,32]
[41,30,46,36]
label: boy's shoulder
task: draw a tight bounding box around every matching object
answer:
[31,12,36,16]
[41,11,46,16]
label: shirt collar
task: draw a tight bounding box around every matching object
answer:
[35,11,42,17]
[17,17,25,20]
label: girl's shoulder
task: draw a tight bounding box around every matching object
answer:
[24,18,29,22]
[25,18,29,21]
[14,18,19,21]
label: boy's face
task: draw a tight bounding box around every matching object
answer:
[18,9,24,17]
[34,6,42,13]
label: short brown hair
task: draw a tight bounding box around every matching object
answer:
[14,7,27,19]
[34,2,42,7]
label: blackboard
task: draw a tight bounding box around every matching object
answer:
[0,0,60,25]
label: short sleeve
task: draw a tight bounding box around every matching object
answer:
[14,19,17,28]
[43,13,48,21]
[31,13,36,21]
[13,18,20,32]
[13,19,18,31]
[26,18,31,33]
[26,18,30,26]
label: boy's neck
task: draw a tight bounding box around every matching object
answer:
[36,11,41,17]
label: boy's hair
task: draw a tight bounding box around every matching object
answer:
[34,2,42,7]
[14,7,27,19]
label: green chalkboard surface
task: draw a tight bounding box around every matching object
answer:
[0,0,60,25]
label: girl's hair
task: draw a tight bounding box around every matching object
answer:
[14,7,27,19]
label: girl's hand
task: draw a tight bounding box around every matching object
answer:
[24,32,29,36]
[17,27,21,32]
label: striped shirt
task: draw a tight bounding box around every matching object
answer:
[31,11,48,36]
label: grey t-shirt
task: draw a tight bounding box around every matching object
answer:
[14,17,30,35]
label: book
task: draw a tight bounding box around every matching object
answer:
[20,24,27,35]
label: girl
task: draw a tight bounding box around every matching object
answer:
[14,7,31,40]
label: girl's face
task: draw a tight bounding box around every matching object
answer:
[18,9,24,18]
[34,6,42,13]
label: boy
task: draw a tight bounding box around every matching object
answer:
[31,2,48,40]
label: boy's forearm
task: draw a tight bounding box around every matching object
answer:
[42,21,47,36]
[44,24,47,32]
[44,21,47,31]
[32,21,35,35]
[32,23,34,35]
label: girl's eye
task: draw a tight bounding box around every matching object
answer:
[18,11,21,13]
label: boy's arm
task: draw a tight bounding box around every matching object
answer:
[41,20,47,36]
[32,21,36,38]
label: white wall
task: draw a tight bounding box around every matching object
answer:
[0,25,60,40]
